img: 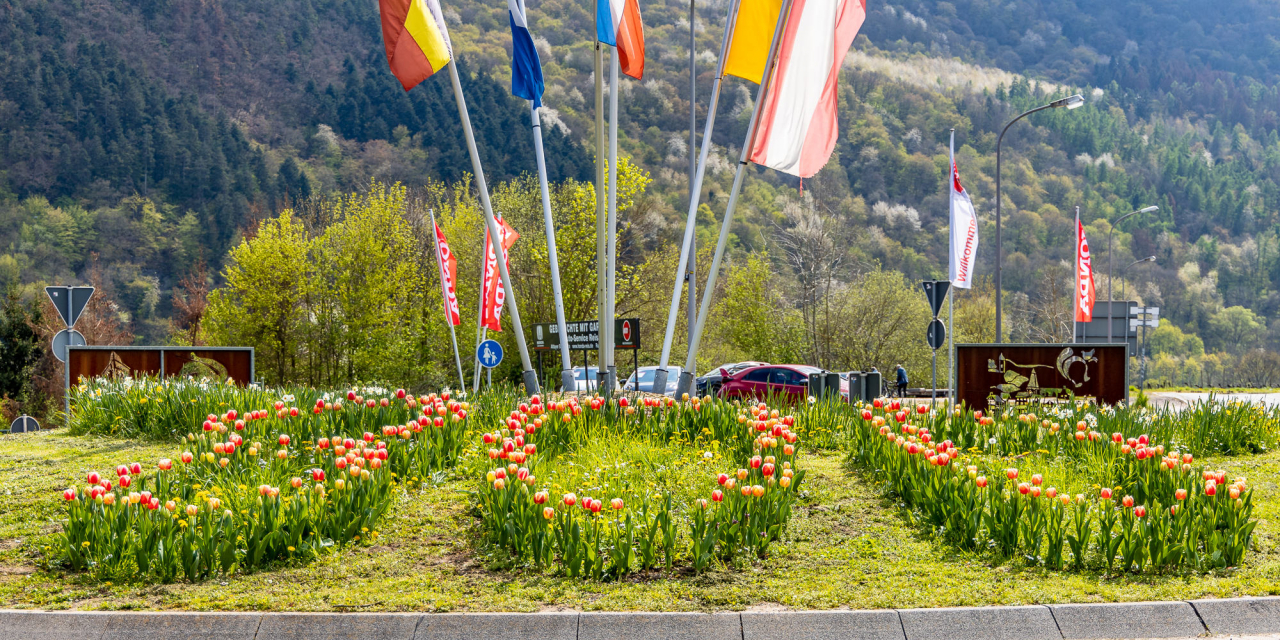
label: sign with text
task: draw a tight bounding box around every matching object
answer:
[531,318,640,351]
[956,343,1127,411]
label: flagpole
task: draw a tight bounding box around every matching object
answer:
[947,129,955,402]
[529,102,575,391]
[603,49,620,397]
[686,0,698,373]
[446,60,540,393]
[429,208,468,391]
[594,42,607,395]
[1074,205,1080,344]
[654,0,743,395]
[676,0,793,399]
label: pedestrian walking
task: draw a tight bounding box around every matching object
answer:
[896,364,908,398]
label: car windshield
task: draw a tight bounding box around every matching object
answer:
[574,369,598,381]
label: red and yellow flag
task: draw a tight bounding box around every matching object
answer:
[379,0,452,91]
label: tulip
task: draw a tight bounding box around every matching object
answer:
[563,493,577,507]
[1134,505,1146,518]
[1046,487,1057,499]
[1100,488,1113,500]
[610,498,624,510]
[87,471,100,485]
[717,473,729,485]
[129,462,142,475]
[1205,482,1217,496]
[1031,474,1043,486]
[119,475,132,488]
[1006,468,1018,480]
[751,485,765,497]
[1017,483,1030,495]
[543,507,555,520]
[779,476,791,488]
[63,488,77,501]
[1122,495,1135,508]
[1174,488,1187,501]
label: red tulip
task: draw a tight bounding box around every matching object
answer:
[1122,495,1134,507]
[610,498,624,510]
[563,493,577,507]
[289,407,299,417]
[380,398,389,407]
[717,473,729,485]
[1017,483,1030,495]
[1006,468,1018,480]
[312,468,326,482]
[116,465,128,477]
[396,388,406,399]
[1205,483,1217,496]
[87,471,101,485]
[1134,505,1146,518]
[761,463,775,477]
[711,489,724,502]
[916,404,928,414]
[347,390,357,401]
[1030,474,1043,486]
[279,434,291,447]
[1175,488,1187,501]
[619,397,629,408]
[119,475,131,488]
[63,488,77,501]
[1100,488,1113,500]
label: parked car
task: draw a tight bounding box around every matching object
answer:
[622,366,684,396]
[717,364,848,403]
[566,367,621,393]
[696,361,769,397]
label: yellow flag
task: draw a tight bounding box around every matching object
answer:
[722,0,785,84]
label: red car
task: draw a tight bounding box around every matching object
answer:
[716,364,847,403]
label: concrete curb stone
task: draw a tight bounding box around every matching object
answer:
[1049,601,1205,639]
[257,612,424,640]
[742,610,905,640]
[1190,596,1280,636]
[415,612,579,640]
[102,611,264,639]
[578,612,741,640]
[0,610,112,640]
[898,604,1062,640]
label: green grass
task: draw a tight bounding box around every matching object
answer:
[1,430,1278,611]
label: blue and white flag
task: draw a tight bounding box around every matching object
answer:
[508,0,544,107]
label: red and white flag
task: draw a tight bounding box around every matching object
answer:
[1076,220,1096,322]
[949,134,978,289]
[480,215,519,332]
[433,222,461,326]
[747,0,866,178]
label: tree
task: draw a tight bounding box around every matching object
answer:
[1207,306,1265,355]
[206,213,312,385]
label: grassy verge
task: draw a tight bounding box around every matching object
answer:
[1,430,1277,612]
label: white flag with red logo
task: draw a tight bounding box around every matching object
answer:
[480,215,519,332]
[1076,220,1096,322]
[433,222,461,326]
[948,142,978,289]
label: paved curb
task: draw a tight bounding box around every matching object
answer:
[2,598,1278,639]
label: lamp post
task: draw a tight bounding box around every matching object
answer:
[995,94,1084,343]
[1107,206,1159,343]
[1119,256,1156,306]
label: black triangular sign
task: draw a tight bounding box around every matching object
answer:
[921,280,950,318]
[45,286,72,326]
[69,287,94,327]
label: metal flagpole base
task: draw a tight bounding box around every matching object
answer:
[602,366,616,398]
[522,369,541,395]
[651,369,669,396]
[559,369,575,393]
[675,371,695,400]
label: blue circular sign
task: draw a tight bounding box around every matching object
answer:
[477,339,504,368]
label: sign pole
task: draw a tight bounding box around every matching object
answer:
[429,208,468,392]
[446,59,539,394]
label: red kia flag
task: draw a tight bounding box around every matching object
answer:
[1075,220,1096,322]
[433,222,461,326]
[480,215,519,331]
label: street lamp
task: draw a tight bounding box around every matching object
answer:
[995,93,1084,343]
[1107,206,1159,343]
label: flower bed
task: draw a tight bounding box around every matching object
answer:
[57,389,471,580]
[844,399,1258,572]
[474,395,806,577]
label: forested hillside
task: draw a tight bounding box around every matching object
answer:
[5,0,1280,409]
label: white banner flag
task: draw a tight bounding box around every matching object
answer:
[948,136,979,289]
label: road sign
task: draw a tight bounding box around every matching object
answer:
[477,339,504,368]
[531,318,641,351]
[8,415,39,433]
[45,286,94,327]
[927,319,946,350]
[921,280,950,318]
[51,328,86,362]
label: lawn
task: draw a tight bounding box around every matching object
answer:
[1,426,1277,612]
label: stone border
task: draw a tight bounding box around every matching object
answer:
[2,598,1277,639]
